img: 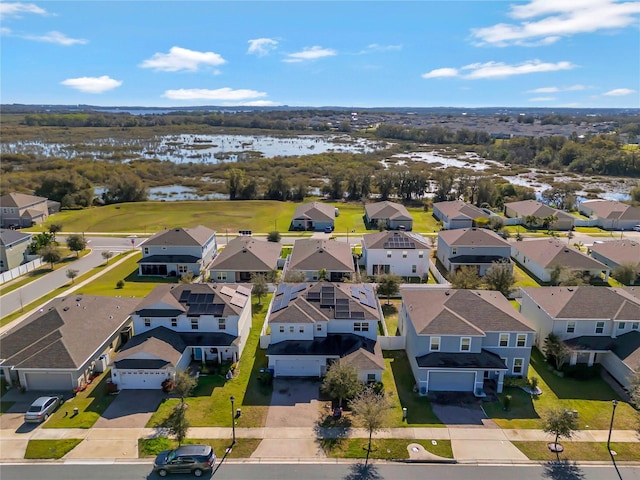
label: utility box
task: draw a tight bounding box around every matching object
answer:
[95,353,110,373]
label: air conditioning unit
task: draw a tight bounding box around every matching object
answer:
[95,353,110,373]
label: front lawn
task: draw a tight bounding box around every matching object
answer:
[147,296,272,428]
[321,438,453,459]
[24,439,83,459]
[484,349,638,430]
[512,441,640,461]
[138,437,261,459]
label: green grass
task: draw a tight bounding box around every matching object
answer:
[381,301,401,336]
[24,439,83,459]
[321,438,453,459]
[383,350,442,427]
[512,441,640,461]
[147,296,272,428]
[44,371,116,429]
[138,437,261,459]
[484,349,638,430]
[513,264,541,288]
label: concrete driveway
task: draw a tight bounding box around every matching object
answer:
[93,390,165,428]
[0,389,68,432]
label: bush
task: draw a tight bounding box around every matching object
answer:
[116,279,125,289]
[562,363,602,380]
[503,376,528,388]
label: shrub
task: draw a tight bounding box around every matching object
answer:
[116,279,125,289]
[562,363,602,380]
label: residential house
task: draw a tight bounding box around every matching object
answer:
[0,295,139,391]
[432,200,494,230]
[111,283,252,390]
[138,226,217,277]
[589,240,640,285]
[364,201,413,231]
[437,227,512,276]
[519,286,640,388]
[361,231,431,278]
[283,238,355,282]
[399,288,534,395]
[511,238,610,283]
[0,229,32,273]
[265,282,384,381]
[291,202,337,231]
[209,236,281,283]
[579,199,640,230]
[504,200,575,230]
[0,192,60,228]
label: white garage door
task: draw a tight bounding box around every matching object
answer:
[117,370,169,389]
[24,372,73,391]
[275,358,321,377]
[428,371,475,392]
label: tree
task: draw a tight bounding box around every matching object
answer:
[48,223,63,240]
[66,234,87,257]
[318,268,328,281]
[524,215,540,228]
[628,371,640,408]
[101,173,148,204]
[321,361,362,408]
[227,168,245,200]
[550,265,585,286]
[172,369,198,405]
[66,268,79,284]
[350,386,392,466]
[542,214,559,231]
[543,333,571,371]
[376,273,401,305]
[101,250,114,265]
[251,273,268,305]
[448,266,481,290]
[39,244,62,269]
[35,172,94,208]
[612,262,639,285]
[484,260,516,297]
[376,219,387,231]
[542,408,579,460]
[29,232,54,255]
[283,269,306,283]
[267,230,281,242]
[179,271,194,284]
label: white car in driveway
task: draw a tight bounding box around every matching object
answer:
[633,225,640,232]
[24,395,63,423]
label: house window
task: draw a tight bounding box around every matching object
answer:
[430,337,440,351]
[418,251,424,258]
[219,318,226,330]
[144,247,149,255]
[595,321,605,334]
[299,326,304,333]
[190,318,199,330]
[216,272,227,281]
[178,265,188,274]
[460,337,471,352]
[316,324,322,331]
[499,333,509,347]
[566,321,576,333]
[354,322,369,332]
[412,265,417,274]
[501,357,508,367]
[402,251,408,258]
[618,322,626,330]
[289,326,294,333]
[386,251,392,258]
[452,248,457,255]
[513,358,524,375]
[633,322,639,330]
[144,318,151,327]
[171,318,177,327]
[279,325,285,333]
[516,334,527,347]
[367,373,376,382]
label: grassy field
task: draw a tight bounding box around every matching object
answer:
[512,441,640,461]
[138,437,261,459]
[38,200,441,235]
[24,439,82,459]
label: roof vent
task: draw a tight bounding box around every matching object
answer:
[63,307,69,311]
[109,315,113,319]
[445,291,450,296]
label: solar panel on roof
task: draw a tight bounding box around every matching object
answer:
[204,293,215,303]
[211,304,225,316]
[230,294,247,308]
[292,284,307,293]
[179,290,191,302]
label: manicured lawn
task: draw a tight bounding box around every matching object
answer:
[321,438,453,459]
[383,351,442,427]
[24,439,83,459]
[484,349,638,430]
[44,371,116,429]
[512,441,640,461]
[513,264,541,288]
[138,437,261,459]
[381,301,401,336]
[147,296,272,428]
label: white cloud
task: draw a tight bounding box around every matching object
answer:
[1,27,12,35]
[283,46,336,63]
[358,43,402,54]
[529,96,556,102]
[60,75,122,94]
[527,84,586,93]
[421,68,459,79]
[247,38,278,56]
[140,46,226,72]
[472,0,640,46]
[240,100,280,107]
[24,30,87,45]
[0,3,47,19]
[162,87,267,101]
[603,88,637,96]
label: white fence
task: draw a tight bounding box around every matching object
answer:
[0,257,44,284]
[428,259,450,285]
[378,335,405,350]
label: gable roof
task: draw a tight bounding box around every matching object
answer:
[341,341,385,370]
[292,202,335,222]
[362,231,431,250]
[0,229,31,247]
[433,200,489,221]
[209,236,281,272]
[288,238,354,272]
[144,226,215,247]
[590,240,640,269]
[504,200,574,221]
[513,238,609,270]
[581,199,640,221]
[438,227,510,247]
[401,288,533,336]
[364,201,412,221]
[564,332,640,370]
[0,192,48,208]
[0,295,140,369]
[521,286,640,320]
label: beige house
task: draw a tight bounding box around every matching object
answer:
[364,201,413,231]
[0,229,32,273]
[283,238,355,282]
[209,236,281,282]
[504,200,575,230]
[579,199,640,230]
[589,240,640,285]
[291,202,336,231]
[432,200,495,230]
[0,193,60,228]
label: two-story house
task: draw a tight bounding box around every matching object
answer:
[111,283,252,389]
[437,227,512,276]
[265,282,384,381]
[364,201,413,231]
[519,286,640,388]
[399,288,534,396]
[209,236,281,282]
[138,226,217,277]
[0,192,60,228]
[283,238,355,282]
[361,231,431,278]
[0,229,32,273]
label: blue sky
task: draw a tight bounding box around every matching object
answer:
[1,0,639,108]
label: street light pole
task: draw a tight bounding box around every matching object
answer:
[230,395,236,444]
[607,399,618,452]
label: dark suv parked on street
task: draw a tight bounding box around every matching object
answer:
[153,444,215,477]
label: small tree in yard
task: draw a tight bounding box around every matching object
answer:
[283,269,306,283]
[172,369,198,405]
[321,361,362,408]
[351,386,392,466]
[484,260,516,297]
[542,408,579,460]
[612,262,639,285]
[48,223,63,240]
[543,333,571,371]
[448,266,481,290]
[66,268,79,284]
[267,230,281,242]
[101,250,114,265]
[251,273,268,305]
[179,271,194,284]
[376,273,401,305]
[66,234,86,257]
[39,244,62,269]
